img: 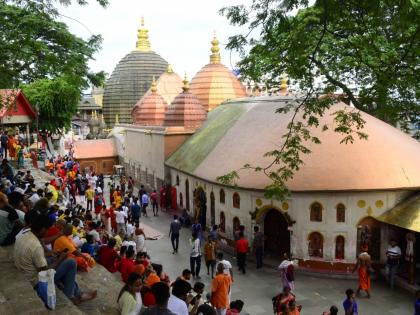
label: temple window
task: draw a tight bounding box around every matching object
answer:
[336,203,346,222]
[310,202,323,222]
[308,232,324,258]
[219,189,225,204]
[179,192,183,207]
[219,211,226,233]
[335,235,345,259]
[233,192,240,209]
[176,175,180,186]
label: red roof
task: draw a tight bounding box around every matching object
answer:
[0,89,37,119]
[73,139,117,159]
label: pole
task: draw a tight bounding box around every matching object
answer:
[35,103,39,158]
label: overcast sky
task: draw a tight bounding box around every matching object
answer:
[58,0,251,84]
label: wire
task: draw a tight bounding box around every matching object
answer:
[58,12,95,35]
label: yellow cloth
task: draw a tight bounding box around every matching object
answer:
[86,189,94,200]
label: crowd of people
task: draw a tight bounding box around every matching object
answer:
[0,152,418,315]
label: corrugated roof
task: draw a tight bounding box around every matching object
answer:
[73,139,117,159]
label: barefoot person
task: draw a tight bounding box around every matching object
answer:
[352,245,371,298]
[14,213,96,305]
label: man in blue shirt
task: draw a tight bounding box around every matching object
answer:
[130,197,141,224]
[343,288,358,315]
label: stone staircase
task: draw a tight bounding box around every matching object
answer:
[0,246,122,315]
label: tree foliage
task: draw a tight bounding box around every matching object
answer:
[0,0,107,132]
[22,76,80,133]
[218,0,420,199]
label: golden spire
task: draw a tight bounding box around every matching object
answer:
[210,31,221,64]
[136,17,151,52]
[182,72,189,92]
[151,76,157,93]
[167,64,173,74]
[115,114,119,124]
[279,74,288,95]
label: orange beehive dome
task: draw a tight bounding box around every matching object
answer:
[164,75,207,131]
[132,77,168,126]
[189,33,247,112]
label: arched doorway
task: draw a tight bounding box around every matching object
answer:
[193,187,207,226]
[185,179,190,211]
[210,192,215,226]
[357,216,381,261]
[264,209,290,257]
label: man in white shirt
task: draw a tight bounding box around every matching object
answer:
[28,188,43,205]
[386,239,401,289]
[115,208,127,235]
[168,279,191,315]
[141,193,149,217]
[190,232,202,279]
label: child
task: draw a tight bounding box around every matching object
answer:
[81,234,99,260]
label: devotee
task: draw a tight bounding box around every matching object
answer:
[187,282,205,315]
[177,269,192,283]
[211,263,232,315]
[0,192,23,245]
[0,131,8,159]
[141,191,149,217]
[278,253,295,291]
[120,246,136,283]
[54,223,95,271]
[252,226,264,269]
[204,236,217,278]
[352,244,371,298]
[151,189,158,216]
[235,232,248,274]
[169,215,181,254]
[386,239,401,289]
[131,197,141,224]
[216,252,233,282]
[98,238,119,272]
[134,225,146,253]
[81,234,99,260]
[226,300,244,315]
[343,289,358,315]
[196,304,217,315]
[322,306,338,315]
[168,279,192,315]
[14,213,97,305]
[140,281,177,315]
[117,272,143,315]
[190,232,202,279]
[287,300,300,315]
[116,206,128,234]
[85,185,94,211]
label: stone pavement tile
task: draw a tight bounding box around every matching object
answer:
[245,305,268,314]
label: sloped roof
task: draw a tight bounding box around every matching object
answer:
[73,139,117,159]
[166,96,420,192]
[0,89,36,119]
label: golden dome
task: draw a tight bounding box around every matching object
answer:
[189,33,247,112]
[164,75,207,131]
[145,64,183,105]
[132,76,168,126]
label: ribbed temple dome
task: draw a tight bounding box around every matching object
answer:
[102,19,168,125]
[189,34,247,112]
[132,78,168,126]
[164,77,207,131]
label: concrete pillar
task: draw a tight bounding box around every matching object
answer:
[26,124,30,147]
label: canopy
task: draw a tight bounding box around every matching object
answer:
[377,192,420,232]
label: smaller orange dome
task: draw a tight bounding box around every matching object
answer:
[145,64,183,105]
[164,75,207,131]
[132,77,168,125]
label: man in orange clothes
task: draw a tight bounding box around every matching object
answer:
[54,223,95,271]
[235,232,249,274]
[352,244,371,298]
[211,263,232,315]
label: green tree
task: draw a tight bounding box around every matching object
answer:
[218,0,420,199]
[0,0,107,131]
[22,76,80,132]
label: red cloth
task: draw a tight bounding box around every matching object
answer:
[150,192,157,203]
[236,238,249,253]
[120,257,136,283]
[171,186,177,210]
[141,290,156,307]
[98,245,118,273]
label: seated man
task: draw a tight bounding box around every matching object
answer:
[98,238,119,273]
[54,223,95,271]
[14,213,96,305]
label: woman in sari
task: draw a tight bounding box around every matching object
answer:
[16,142,24,169]
[30,149,38,169]
[7,135,16,160]
[53,223,95,271]
[278,253,295,291]
[352,244,371,298]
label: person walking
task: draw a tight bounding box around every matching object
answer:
[343,289,358,315]
[150,190,158,216]
[204,236,217,278]
[386,239,401,289]
[141,192,149,217]
[169,215,181,254]
[116,207,128,235]
[190,232,202,279]
[252,226,264,269]
[211,263,232,315]
[85,185,94,211]
[352,244,371,298]
[235,232,248,274]
[278,253,295,291]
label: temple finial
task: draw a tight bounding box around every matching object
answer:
[167,64,173,74]
[136,17,151,52]
[151,76,157,93]
[210,31,221,64]
[182,72,189,92]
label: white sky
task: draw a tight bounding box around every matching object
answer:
[58,0,251,83]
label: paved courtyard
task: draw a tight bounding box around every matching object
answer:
[138,210,413,315]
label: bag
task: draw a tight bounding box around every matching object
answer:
[36,269,56,310]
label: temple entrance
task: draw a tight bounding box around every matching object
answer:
[193,187,207,227]
[264,209,290,257]
[357,216,381,261]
